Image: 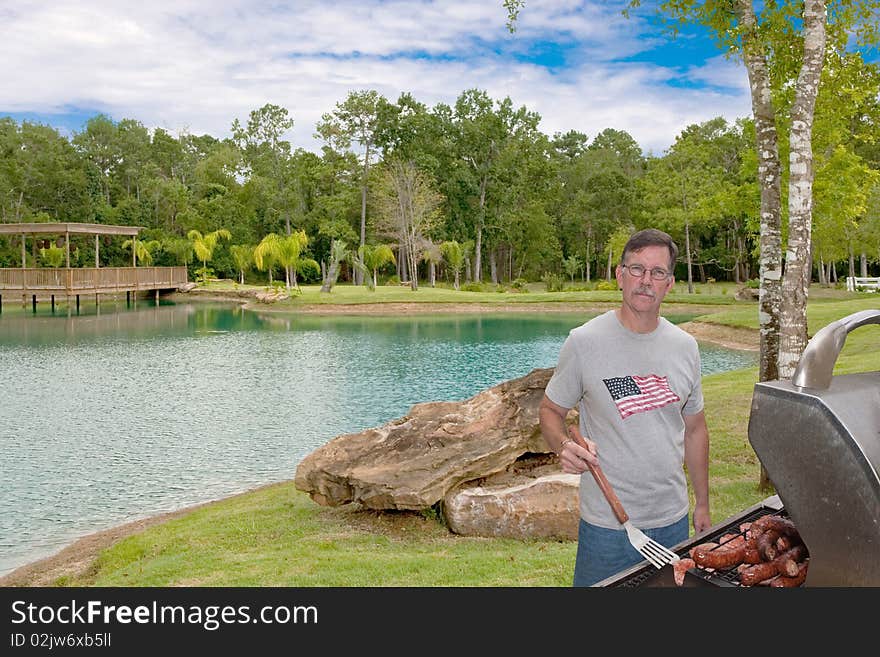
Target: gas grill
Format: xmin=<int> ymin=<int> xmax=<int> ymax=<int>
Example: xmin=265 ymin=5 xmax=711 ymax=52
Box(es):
xmin=597 ymin=309 xmax=880 ymax=588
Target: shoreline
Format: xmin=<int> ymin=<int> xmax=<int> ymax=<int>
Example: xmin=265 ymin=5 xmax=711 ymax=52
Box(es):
xmin=0 ymin=300 xmax=758 ymax=586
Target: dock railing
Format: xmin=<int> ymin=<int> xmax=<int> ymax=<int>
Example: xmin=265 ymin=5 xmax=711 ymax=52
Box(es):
xmin=0 ymin=266 xmax=188 ymax=295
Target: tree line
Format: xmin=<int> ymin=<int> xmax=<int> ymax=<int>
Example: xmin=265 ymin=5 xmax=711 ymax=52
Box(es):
xmin=1 ymin=84 xmax=878 ymax=291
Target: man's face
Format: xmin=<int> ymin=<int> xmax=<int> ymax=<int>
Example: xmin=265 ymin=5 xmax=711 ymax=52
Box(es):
xmin=615 ymin=245 xmax=675 ymax=314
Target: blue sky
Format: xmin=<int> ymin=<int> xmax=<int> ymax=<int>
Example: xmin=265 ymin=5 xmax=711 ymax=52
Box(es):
xmin=0 ymin=0 xmax=754 ymax=155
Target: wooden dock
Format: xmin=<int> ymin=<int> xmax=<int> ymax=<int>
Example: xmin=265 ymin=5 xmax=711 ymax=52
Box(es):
xmin=0 ymin=266 xmax=188 ymax=310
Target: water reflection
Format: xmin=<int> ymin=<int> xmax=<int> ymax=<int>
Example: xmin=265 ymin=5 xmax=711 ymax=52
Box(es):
xmin=0 ymin=303 xmax=756 ymax=575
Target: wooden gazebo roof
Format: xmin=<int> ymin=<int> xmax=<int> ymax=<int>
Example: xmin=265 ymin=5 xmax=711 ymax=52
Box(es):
xmin=0 ymin=222 xmax=143 ymax=236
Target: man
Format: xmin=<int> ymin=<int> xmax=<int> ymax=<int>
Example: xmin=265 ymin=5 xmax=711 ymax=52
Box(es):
xmin=540 ymin=228 xmax=711 ymax=586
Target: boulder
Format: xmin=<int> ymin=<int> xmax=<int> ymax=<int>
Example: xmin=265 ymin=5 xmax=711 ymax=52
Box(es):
xmin=294 ymin=367 xmax=556 ymax=510
xmin=178 ymin=282 xmax=198 ymax=292
xmin=256 ymin=289 xmax=290 ymax=303
xmin=443 ymin=456 xmax=580 ymax=540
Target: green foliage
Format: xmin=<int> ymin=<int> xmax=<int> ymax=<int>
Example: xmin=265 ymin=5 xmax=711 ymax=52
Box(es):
xmin=39 ymin=245 xmax=64 ymax=267
xmin=385 ymin=275 xmax=401 ymax=286
xmin=595 ymin=279 xmax=618 ymax=291
xmin=297 ymin=258 xmax=321 ymax=283
xmin=510 ymin=277 xmax=528 ymax=290
xmin=745 ymin=278 xmax=760 ymax=289
xmin=541 ymin=272 xmax=565 ymax=292
xmin=194 ymin=266 xmax=214 ymax=284
xmin=460 ymin=282 xmax=490 ymax=292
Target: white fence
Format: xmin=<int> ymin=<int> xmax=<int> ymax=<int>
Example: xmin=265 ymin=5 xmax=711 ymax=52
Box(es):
xmin=846 ymin=276 xmax=880 ymax=292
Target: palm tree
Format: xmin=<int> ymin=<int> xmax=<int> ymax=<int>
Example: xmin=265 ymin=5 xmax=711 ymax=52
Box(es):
xmin=122 ymin=238 xmax=162 ymax=266
xmin=421 ymin=241 xmax=442 ymax=288
xmin=359 ymin=243 xmax=396 ymax=290
xmin=39 ymin=245 xmax=65 ymax=268
xmin=253 ymin=231 xmax=309 ymax=293
xmin=253 ymin=235 xmax=279 ymax=285
xmin=163 ymin=236 xmax=193 ymax=267
xmin=440 ymin=240 xmax=465 ymax=290
xmin=187 ymin=229 xmax=231 ymax=282
xmin=230 ymin=245 xmax=254 ymax=285
xmin=320 ymin=239 xmax=349 ymax=293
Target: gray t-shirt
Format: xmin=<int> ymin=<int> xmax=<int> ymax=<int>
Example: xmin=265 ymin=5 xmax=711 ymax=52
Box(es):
xmin=544 ymin=310 xmax=703 ymax=530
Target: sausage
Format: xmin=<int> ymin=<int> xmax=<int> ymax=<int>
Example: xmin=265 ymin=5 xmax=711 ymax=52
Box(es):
xmin=689 ymin=542 xmax=719 ymax=560
xmin=770 ymin=560 xmax=808 ymax=587
xmin=737 ymin=544 xmax=808 ymax=586
xmin=743 ymin=547 xmax=763 ymax=564
xmin=775 ymin=534 xmax=793 ymax=552
xmin=693 ymin=535 xmax=747 ymax=569
xmin=673 ymin=557 xmax=696 ymax=586
xmin=739 ymin=560 xmax=779 ymax=586
xmin=758 ymin=515 xmax=801 ymax=540
xmin=775 ymin=544 xmax=807 ymax=577
xmin=757 ymin=529 xmax=781 ymax=561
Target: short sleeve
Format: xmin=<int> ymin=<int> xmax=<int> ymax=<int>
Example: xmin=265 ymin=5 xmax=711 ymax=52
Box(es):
xmin=544 ymin=332 xmax=585 ymax=410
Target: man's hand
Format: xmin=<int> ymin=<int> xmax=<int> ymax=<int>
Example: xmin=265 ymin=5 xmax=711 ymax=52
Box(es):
xmin=560 ymin=425 xmax=599 ymax=474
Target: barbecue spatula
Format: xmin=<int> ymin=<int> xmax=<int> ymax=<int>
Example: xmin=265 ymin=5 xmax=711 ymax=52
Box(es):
xmin=567 ymin=426 xmax=680 ymax=569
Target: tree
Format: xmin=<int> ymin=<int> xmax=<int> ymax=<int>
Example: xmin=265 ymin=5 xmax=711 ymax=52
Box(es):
xmin=253 ymin=235 xmax=279 ymax=285
xmin=232 ymin=104 xmax=295 ymax=235
xmin=359 ymin=243 xmax=396 ymax=290
xmin=253 ymin=230 xmax=309 ymax=293
xmin=163 ymin=236 xmax=194 ymax=267
xmin=316 ymin=90 xmax=388 ymax=284
xmin=320 ymin=239 xmax=349 ymax=293
xmin=563 ymin=254 xmax=582 ymax=284
xmin=374 ymin=159 xmax=442 ymax=291
xmin=39 ymin=245 xmax=64 ymax=268
xmin=72 ymin=114 xmax=120 ymax=205
xmin=447 ymin=90 xmax=541 ymax=283
xmin=422 ymin=241 xmax=442 ymax=288
xmin=122 ymin=238 xmax=161 ymax=266
xmin=440 ymin=240 xmax=465 ymax=290
xmin=187 ymin=228 xmax=231 ymax=282
xmin=617 ymin=1 xmax=880 ymax=385
xmin=230 ymin=244 xmax=254 ymax=285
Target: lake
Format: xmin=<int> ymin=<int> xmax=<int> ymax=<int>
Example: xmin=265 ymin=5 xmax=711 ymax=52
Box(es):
xmin=0 ymin=301 xmax=757 ymax=575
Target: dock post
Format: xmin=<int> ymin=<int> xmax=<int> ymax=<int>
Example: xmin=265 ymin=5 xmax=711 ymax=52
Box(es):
xmin=76 ymin=295 xmax=80 ymax=313
xmin=32 ymin=294 xmax=37 ymax=313
xmin=51 ymin=295 xmax=55 ymax=312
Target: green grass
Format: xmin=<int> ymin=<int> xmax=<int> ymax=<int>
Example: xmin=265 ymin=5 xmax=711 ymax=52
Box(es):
xmin=196 ymin=279 xmax=745 ymax=308
xmin=30 ymin=285 xmax=880 ymax=586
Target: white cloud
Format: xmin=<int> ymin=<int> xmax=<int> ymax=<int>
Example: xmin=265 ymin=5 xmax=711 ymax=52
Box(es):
xmin=0 ymin=0 xmax=752 ymax=154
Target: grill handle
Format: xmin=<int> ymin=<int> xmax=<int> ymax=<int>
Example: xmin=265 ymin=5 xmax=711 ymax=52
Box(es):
xmin=792 ymin=308 xmax=880 ymax=389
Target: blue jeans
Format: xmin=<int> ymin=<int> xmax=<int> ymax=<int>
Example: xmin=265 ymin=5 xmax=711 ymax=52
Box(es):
xmin=572 ymin=515 xmax=689 ymax=587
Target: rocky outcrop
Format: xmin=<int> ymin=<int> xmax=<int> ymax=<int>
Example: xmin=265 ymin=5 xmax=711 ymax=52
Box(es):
xmin=294 ymin=367 xmax=556 ymax=511
xmin=255 ymin=289 xmax=290 ymax=303
xmin=443 ymin=457 xmax=580 ymax=540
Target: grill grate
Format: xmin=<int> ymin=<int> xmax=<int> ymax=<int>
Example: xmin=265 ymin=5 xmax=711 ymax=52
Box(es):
xmin=607 ymin=507 xmax=791 ymax=588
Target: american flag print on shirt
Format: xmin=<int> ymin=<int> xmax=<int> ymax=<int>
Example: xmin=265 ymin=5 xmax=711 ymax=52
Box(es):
xmin=602 ymin=374 xmax=681 ymax=420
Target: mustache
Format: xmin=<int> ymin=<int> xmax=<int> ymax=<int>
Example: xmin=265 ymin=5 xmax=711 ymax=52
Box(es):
xmin=635 ymin=286 xmax=656 ymax=298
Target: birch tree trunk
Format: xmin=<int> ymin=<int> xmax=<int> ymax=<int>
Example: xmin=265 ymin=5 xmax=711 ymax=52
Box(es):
xmin=778 ymin=0 xmax=827 ymax=380
xmin=739 ymin=0 xmax=782 ymax=387
xmin=684 ymin=220 xmax=694 ymax=294
xmin=474 ymin=177 xmax=487 ymax=283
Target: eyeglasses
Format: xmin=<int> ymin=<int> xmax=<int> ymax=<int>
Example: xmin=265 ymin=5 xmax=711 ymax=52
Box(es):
xmin=622 ymin=263 xmax=671 ymax=281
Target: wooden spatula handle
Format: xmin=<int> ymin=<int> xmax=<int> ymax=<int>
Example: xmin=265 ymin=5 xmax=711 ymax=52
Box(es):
xmin=568 ymin=426 xmax=629 ymax=524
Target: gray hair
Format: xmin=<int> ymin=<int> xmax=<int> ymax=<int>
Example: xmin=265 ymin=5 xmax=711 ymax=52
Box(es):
xmin=621 ymin=228 xmax=678 ymax=271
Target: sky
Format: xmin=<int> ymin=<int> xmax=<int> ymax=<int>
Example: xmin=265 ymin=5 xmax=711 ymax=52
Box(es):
xmin=0 ymin=0 xmax=756 ymax=156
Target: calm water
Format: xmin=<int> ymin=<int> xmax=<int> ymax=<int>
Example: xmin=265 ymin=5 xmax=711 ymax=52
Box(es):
xmin=0 ymin=302 xmax=757 ymax=575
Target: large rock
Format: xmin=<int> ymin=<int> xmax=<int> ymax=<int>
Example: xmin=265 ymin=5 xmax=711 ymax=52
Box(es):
xmin=443 ymin=456 xmax=580 ymax=540
xmin=294 ymin=367 xmax=555 ymax=510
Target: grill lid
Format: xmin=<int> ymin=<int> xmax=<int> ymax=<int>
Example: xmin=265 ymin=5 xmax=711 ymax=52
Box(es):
xmin=748 ymin=309 xmax=880 ymax=586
